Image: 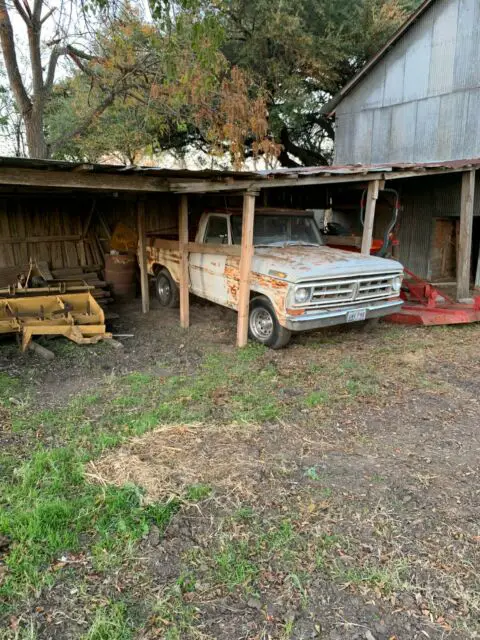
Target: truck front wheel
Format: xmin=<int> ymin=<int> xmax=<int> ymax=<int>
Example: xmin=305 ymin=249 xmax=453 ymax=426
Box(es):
xmin=155 ymin=268 xmax=180 ymax=308
xmin=248 ymin=297 xmax=291 ymax=349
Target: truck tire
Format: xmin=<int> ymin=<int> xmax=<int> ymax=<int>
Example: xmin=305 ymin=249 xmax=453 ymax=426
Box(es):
xmin=155 ymin=268 xmax=180 ymax=308
xmin=248 ymin=297 xmax=292 ymax=349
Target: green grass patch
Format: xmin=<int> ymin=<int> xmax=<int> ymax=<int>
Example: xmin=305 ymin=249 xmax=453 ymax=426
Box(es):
xmin=0 ymin=446 xmax=180 ymax=603
xmin=82 ymin=602 xmax=132 ymax=640
xmin=305 ymin=391 xmax=329 ymax=407
xmin=214 ymin=539 xmax=260 ymax=591
xmin=150 ymin=581 xmax=199 ymax=640
xmin=0 ymin=372 xmax=21 ymax=406
xmin=185 ymin=484 xmax=212 ymax=501
xmin=203 ymin=514 xmax=303 ymax=595
xmin=0 ymin=340 xmax=382 ymax=628
xmin=334 ymin=561 xmax=408 ymax=595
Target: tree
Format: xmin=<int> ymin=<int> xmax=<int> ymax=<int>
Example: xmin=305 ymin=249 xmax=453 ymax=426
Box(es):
xmin=47 ymin=8 xmax=277 ymax=167
xmin=0 ymin=72 xmax=26 ymax=156
xmin=0 ymin=0 xmax=275 ymax=165
xmin=0 ymin=0 xmax=81 ymax=157
xmin=151 ymin=0 xmax=423 ymax=166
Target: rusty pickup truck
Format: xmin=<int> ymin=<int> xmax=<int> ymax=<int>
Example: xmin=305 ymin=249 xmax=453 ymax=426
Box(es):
xmin=146 ymin=209 xmax=403 ymax=348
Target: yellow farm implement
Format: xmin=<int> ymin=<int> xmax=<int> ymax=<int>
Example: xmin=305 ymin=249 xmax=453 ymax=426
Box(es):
xmin=0 ymin=292 xmax=111 ymax=351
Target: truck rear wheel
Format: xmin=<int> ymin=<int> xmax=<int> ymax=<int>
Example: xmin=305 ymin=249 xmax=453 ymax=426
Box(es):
xmin=155 ymin=268 xmax=180 ymax=308
xmin=248 ymin=297 xmax=291 ymax=349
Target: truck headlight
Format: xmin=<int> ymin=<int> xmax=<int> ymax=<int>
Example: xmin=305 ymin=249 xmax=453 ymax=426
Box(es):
xmin=392 ymin=275 xmax=402 ymax=292
xmin=294 ymin=287 xmax=312 ymax=304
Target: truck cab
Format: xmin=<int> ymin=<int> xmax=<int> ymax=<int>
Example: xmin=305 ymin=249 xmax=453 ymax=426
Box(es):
xmin=147 ymin=209 xmax=403 ymax=348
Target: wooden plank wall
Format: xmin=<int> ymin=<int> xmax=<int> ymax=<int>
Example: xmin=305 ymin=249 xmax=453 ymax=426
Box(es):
xmin=0 ymin=197 xmax=102 ymax=269
xmin=0 ymin=194 xmax=178 ymax=271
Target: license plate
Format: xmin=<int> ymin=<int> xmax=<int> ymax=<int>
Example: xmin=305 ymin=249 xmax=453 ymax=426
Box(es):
xmin=346 ymin=309 xmax=367 ymax=322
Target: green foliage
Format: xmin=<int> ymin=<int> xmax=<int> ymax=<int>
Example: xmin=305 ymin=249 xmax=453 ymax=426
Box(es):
xmin=47 ymin=4 xmax=271 ymax=166
xmin=44 ymin=0 xmax=423 ymax=165
xmin=150 ymin=0 xmax=423 ymax=165
xmin=305 ymin=390 xmax=329 ymax=407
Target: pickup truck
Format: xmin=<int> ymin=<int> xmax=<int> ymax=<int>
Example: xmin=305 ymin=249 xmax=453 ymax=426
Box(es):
xmin=146 ymin=209 xmax=403 ymax=348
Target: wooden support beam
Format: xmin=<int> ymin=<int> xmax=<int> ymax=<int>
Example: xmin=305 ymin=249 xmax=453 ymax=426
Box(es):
xmin=0 ymin=234 xmax=82 ymax=244
xmin=186 ymin=242 xmax=241 ymax=256
xmin=457 ymin=170 xmax=476 ymax=300
xmin=179 ymin=195 xmax=190 ymax=329
xmin=151 ymin=239 xmax=241 ymax=256
xmin=361 ymin=180 xmax=380 ymax=255
xmin=475 ymin=246 xmax=480 ymax=290
xmin=0 ymin=167 xmax=169 ymax=192
xmin=171 ymin=172 xmax=387 ymax=194
xmin=236 ymin=192 xmax=257 ymax=348
xmin=137 ymin=200 xmax=149 ymax=314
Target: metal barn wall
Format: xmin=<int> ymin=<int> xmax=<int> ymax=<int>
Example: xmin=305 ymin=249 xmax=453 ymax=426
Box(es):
xmin=335 ymin=0 xmax=480 ymax=164
xmin=396 ymin=173 xmax=480 ymax=278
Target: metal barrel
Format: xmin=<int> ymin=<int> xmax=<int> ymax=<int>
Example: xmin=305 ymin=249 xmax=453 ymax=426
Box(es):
xmin=104 ymin=254 xmax=137 ymax=300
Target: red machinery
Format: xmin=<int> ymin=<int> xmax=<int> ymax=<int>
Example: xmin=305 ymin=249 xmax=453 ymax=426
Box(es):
xmin=325 ymin=188 xmax=480 ymax=326
xmin=386 ymin=268 xmax=480 ymax=325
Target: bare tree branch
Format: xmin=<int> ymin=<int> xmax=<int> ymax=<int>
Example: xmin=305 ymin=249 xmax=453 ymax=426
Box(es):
xmin=44 ymin=45 xmax=65 ymax=92
xmin=0 ymin=0 xmax=31 ymax=115
xmin=11 ymin=0 xmax=30 ymax=25
xmin=32 ymin=0 xmax=42 ymax=22
xmin=27 ymin=4 xmax=45 ymax=99
xmin=21 ymin=0 xmax=32 ymax=19
xmin=45 ymin=42 xmax=96 ymax=95
xmin=40 ymin=6 xmax=55 ymax=24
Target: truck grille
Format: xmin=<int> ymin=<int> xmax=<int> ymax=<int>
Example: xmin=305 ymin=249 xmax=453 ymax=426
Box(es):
xmin=300 ymin=273 xmax=400 ymax=308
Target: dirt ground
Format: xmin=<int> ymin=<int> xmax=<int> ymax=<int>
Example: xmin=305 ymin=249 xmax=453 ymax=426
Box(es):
xmin=1 ymin=295 xmax=479 ymax=640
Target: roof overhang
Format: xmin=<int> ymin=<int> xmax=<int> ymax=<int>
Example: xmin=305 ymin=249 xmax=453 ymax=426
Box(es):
xmin=0 ymin=155 xmax=478 ymax=195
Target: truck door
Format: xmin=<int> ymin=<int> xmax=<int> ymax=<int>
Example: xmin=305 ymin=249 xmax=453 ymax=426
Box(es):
xmin=189 ymin=215 xmax=231 ymax=305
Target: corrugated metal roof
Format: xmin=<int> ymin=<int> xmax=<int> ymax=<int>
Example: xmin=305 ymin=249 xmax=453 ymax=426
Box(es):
xmin=1 ymin=154 xmax=479 ymax=190
xmin=323 ymin=0 xmax=438 ymax=115
xmin=0 ymin=156 xmax=255 ymax=179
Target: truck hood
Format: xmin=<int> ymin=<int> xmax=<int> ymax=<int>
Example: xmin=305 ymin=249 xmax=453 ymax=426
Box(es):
xmin=252 ymin=245 xmax=402 ymax=283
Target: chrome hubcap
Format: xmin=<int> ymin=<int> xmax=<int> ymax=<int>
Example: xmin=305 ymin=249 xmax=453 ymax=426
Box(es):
xmin=158 ymin=277 xmax=171 ymax=304
xmin=250 ymin=307 xmax=274 ymax=341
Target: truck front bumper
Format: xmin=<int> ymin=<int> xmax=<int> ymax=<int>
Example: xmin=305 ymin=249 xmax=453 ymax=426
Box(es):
xmin=283 ymin=299 xmax=403 ymax=332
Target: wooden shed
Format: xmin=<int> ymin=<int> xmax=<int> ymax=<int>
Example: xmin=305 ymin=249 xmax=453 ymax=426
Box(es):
xmin=0 ymin=156 xmax=478 ymax=347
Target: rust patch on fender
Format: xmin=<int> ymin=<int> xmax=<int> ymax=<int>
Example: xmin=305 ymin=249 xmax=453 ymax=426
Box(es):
xmin=224 ymin=264 xmax=240 ymax=303
xmin=286 ymin=308 xmax=305 ymax=316
xmin=224 ymin=262 xmax=289 ymax=312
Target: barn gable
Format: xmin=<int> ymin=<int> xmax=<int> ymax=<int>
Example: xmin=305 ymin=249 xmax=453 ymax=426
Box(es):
xmin=334 ymin=0 xmax=480 ymax=164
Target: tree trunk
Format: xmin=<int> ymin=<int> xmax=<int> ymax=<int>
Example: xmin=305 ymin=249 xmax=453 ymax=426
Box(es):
xmin=24 ymin=106 xmax=48 ymax=158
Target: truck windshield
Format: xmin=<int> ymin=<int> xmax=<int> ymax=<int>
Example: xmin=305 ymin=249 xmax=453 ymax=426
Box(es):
xmin=231 ymin=215 xmax=322 ymax=246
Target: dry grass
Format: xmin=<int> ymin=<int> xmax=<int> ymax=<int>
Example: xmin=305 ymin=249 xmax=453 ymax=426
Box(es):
xmin=88 ymin=422 xmax=263 ymax=503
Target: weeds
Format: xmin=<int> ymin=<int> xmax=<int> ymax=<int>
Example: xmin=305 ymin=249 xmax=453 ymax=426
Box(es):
xmin=82 ymin=602 xmax=131 ymax=640
xmin=1 ymin=321 xmax=479 ymax=638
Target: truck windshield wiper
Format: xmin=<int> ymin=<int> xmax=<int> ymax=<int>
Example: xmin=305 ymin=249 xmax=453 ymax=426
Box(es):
xmin=284 ymin=241 xmax=320 ymax=247
xmin=255 ymin=241 xmax=320 ymax=248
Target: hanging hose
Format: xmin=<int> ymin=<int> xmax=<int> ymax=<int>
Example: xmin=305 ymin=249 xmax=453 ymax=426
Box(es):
xmin=359 ymin=188 xmax=400 ymax=257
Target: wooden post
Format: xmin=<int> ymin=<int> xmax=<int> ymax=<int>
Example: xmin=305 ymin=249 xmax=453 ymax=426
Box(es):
xmin=236 ymin=191 xmax=257 ymax=347
xmin=179 ymin=194 xmax=190 ymax=328
xmin=457 ymin=170 xmax=476 ymax=300
xmin=361 ymin=180 xmax=380 ymax=255
xmin=475 ymin=249 xmax=480 ymax=290
xmin=137 ymin=200 xmax=149 ymax=314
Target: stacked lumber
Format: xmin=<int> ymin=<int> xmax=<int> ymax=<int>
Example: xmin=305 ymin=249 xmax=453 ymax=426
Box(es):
xmin=0 ymin=263 xmax=113 ymax=310
xmin=50 ymin=266 xmax=113 ymax=307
